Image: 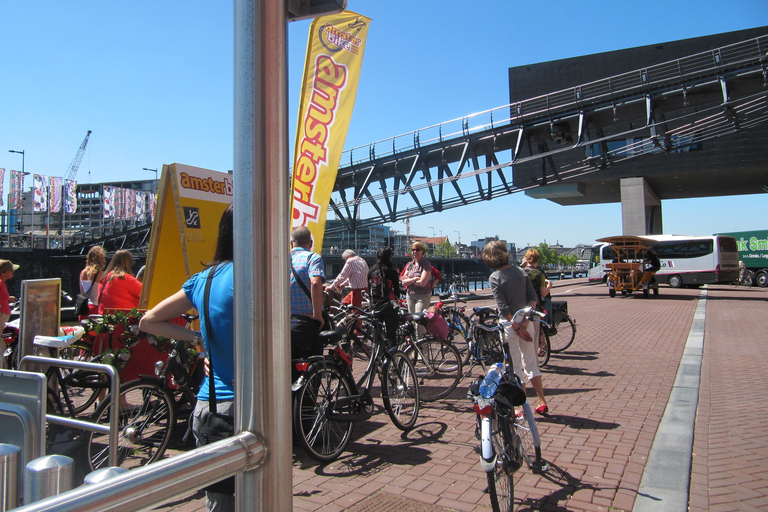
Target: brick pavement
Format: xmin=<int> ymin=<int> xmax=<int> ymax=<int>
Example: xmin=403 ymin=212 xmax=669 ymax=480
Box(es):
xmin=689 ymin=286 xmax=768 ymax=512
xmin=153 ymin=281 xmax=767 ymax=511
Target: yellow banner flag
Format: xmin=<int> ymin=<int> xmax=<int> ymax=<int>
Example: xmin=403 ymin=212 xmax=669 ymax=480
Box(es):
xmin=290 ymin=11 xmax=371 ymax=252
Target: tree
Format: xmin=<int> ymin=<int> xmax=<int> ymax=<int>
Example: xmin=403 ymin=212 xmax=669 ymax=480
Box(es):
xmin=434 ymin=239 xmax=458 ymax=258
xmin=535 ymin=243 xmax=559 ymax=269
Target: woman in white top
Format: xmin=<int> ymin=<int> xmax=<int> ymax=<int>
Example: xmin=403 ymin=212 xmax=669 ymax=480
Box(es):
xmin=79 ymin=246 xmax=107 ymax=314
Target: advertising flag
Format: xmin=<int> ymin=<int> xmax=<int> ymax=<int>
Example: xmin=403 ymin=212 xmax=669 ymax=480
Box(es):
xmin=33 ymin=174 xmax=48 ymax=212
xmin=0 ymin=168 xmax=4 ymax=207
xmin=65 ymin=180 xmax=77 ymax=214
xmin=10 ymin=171 xmax=23 ymax=210
xmin=103 ymin=185 xmax=115 ymax=219
xmin=290 ymin=11 xmax=371 ymax=251
xmin=50 ymin=177 xmax=63 ymax=213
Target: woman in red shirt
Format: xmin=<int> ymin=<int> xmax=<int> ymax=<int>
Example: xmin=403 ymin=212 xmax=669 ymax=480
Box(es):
xmin=98 ymin=250 xmax=142 ymax=313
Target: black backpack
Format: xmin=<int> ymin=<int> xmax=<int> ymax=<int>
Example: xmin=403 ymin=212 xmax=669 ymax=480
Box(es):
xmin=524 ymin=266 xmax=546 ymax=306
xmin=369 ymin=266 xmax=390 ymax=305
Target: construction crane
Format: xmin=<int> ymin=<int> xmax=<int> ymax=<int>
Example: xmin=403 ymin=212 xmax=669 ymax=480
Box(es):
xmin=65 ymin=130 xmax=92 ymax=182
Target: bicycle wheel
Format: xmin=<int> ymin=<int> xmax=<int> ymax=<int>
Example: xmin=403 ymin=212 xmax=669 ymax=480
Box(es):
xmin=293 ymin=364 xmax=355 ymax=463
xmin=475 ymin=326 xmax=505 ymax=366
xmin=381 ymin=350 xmax=420 ymax=431
xmin=407 ymin=338 xmax=462 ymax=402
xmin=88 ymin=380 xmax=175 ymax=471
xmin=537 ymin=327 xmax=550 ymax=367
xmin=487 ymin=415 xmax=515 ymax=512
xmin=514 ymin=404 xmax=544 ymax=472
xmin=58 ymin=342 xmax=102 ymax=414
xmin=446 ymin=311 xmax=471 ymax=365
xmin=548 ymin=315 xmax=576 ymax=353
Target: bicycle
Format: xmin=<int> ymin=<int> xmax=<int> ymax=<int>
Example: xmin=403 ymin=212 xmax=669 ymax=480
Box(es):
xmin=436 ymin=284 xmax=473 ymax=365
xmin=292 ymin=305 xmax=420 ymax=462
xmin=545 ymin=300 xmax=577 ymax=353
xmin=86 ymin=323 xmax=203 ymax=471
xmin=469 ymin=306 xmax=551 ymax=370
xmin=469 ymin=308 xmax=548 ymax=512
xmin=396 ymin=309 xmax=462 ymax=402
xmin=731 ymin=269 xmax=755 ymax=287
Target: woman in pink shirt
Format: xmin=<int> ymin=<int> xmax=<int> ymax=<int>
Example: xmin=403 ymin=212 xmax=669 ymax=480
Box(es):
xmin=98 ymin=250 xmax=142 ymax=313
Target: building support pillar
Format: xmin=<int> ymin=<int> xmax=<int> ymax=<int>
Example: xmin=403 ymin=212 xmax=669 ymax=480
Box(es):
xmin=620 ymin=177 xmax=663 ymax=235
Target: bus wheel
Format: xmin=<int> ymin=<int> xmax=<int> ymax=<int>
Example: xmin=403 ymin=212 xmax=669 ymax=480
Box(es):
xmin=668 ymin=275 xmax=683 ymax=288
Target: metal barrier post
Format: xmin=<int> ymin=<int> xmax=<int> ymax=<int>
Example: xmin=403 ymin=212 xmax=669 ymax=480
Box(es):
xmin=83 ymin=467 xmax=128 ymax=485
xmin=0 ymin=444 xmax=20 ymax=511
xmin=23 ymin=455 xmax=73 ymax=504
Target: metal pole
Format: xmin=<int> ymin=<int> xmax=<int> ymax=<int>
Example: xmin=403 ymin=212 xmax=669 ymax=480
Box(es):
xmin=0 ymin=444 xmax=20 ymax=511
xmin=234 ymin=1 xmax=290 ymax=511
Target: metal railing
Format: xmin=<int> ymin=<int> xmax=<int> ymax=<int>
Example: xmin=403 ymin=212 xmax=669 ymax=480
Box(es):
xmin=19 ymin=356 xmax=120 ymax=469
xmin=12 ymin=432 xmax=266 ymax=512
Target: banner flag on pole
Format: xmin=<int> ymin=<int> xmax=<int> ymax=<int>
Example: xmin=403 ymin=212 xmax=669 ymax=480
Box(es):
xmin=65 ymin=180 xmax=77 ymax=214
xmin=10 ymin=171 xmax=22 ymax=210
xmin=103 ymin=185 xmax=114 ymax=219
xmin=289 ymin=10 xmax=371 ymax=252
xmin=33 ymin=174 xmax=48 ymax=212
xmin=0 ymin=168 xmax=4 ymax=207
xmin=50 ymin=177 xmax=63 ymax=213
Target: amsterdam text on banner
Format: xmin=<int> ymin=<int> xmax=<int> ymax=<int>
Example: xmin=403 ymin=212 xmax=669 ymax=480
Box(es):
xmin=290 ymin=10 xmax=371 ymax=252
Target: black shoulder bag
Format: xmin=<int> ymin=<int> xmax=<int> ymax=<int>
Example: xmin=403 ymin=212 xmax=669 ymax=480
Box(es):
xmin=195 ymin=264 xmax=235 ymax=495
xmin=75 ymin=280 xmax=94 ymax=316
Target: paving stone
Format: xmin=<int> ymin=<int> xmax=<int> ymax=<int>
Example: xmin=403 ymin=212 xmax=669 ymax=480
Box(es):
xmin=151 ymin=282 xmax=767 ymax=511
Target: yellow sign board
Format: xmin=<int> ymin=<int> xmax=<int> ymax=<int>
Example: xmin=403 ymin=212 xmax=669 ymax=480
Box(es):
xmin=140 ymin=163 xmax=233 ymax=309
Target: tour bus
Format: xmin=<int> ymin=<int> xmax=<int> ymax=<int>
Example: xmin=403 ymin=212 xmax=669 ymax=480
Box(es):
xmin=588 ymin=234 xmax=739 ymax=287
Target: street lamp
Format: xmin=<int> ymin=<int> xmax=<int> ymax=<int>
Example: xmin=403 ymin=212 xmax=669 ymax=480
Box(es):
xmin=8 ymin=149 xmax=25 ymax=174
xmin=143 ymin=168 xmax=158 ymax=192
xmin=427 ymin=226 xmax=435 ymax=237
xmin=454 ymin=230 xmax=461 ymax=244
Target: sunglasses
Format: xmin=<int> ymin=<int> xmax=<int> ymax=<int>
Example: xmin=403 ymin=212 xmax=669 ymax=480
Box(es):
xmin=412 ymin=248 xmax=423 ymax=252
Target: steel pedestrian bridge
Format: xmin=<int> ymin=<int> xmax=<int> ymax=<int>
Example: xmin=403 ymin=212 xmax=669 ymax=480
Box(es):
xmin=327 ymin=33 xmax=768 ymax=233
xmin=60 ymin=32 xmax=768 ymax=253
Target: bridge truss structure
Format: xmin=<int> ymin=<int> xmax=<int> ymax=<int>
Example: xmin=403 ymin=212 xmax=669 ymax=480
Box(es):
xmin=327 ymin=34 xmax=768 ymax=233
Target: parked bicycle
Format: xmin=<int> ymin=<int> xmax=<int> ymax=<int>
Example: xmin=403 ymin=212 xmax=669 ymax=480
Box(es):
xmin=470 ymin=306 xmax=551 ymax=369
xmin=396 ymin=309 xmax=462 ymax=402
xmin=292 ymin=305 xmax=420 ymax=462
xmin=545 ymin=300 xmax=577 ymax=353
xmin=469 ymin=307 xmax=548 ymax=512
xmin=436 ymin=284 xmax=473 ymax=365
xmin=87 ymin=320 xmax=203 ymax=471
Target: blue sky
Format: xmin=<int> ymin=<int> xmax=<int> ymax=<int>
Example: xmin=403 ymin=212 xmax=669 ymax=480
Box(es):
xmin=1 ymin=1 xmax=766 ymax=247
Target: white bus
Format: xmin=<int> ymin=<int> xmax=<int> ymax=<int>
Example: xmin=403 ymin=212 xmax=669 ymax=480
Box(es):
xmin=588 ymin=234 xmax=739 ymax=287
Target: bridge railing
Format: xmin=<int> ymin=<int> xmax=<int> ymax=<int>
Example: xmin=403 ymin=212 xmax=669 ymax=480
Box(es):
xmin=340 ymin=34 xmax=768 ymax=168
